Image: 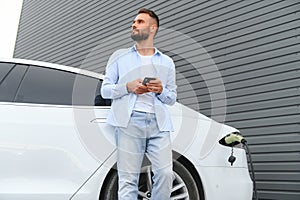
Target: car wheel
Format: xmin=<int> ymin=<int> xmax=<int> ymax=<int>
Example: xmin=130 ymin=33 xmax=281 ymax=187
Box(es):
xmin=100 ymin=159 xmax=202 ymax=200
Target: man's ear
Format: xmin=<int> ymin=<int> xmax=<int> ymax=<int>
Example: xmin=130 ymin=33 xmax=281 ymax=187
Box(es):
xmin=151 ymin=24 xmax=158 ymax=34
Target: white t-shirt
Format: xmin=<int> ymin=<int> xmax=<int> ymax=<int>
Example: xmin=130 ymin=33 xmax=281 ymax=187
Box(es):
xmin=133 ymin=54 xmax=155 ymax=113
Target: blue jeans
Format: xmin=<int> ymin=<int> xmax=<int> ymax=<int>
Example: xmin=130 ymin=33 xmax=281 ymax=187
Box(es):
xmin=115 ymin=111 xmax=173 ymax=200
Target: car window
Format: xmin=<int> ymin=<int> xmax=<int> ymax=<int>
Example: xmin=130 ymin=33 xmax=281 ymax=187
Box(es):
xmin=0 ymin=63 xmax=28 ymax=102
xmin=15 ymin=65 xmax=111 ymax=106
xmin=71 ymin=74 xmax=111 ymax=106
xmin=94 ymin=80 xmax=112 ymax=106
xmin=0 ymin=62 xmax=14 ymax=82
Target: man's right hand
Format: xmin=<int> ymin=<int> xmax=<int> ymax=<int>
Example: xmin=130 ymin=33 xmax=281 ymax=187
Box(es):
xmin=126 ymin=79 xmax=148 ymax=94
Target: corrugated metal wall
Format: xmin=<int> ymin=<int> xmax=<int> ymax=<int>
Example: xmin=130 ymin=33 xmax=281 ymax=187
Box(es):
xmin=14 ymin=0 xmax=300 ymax=199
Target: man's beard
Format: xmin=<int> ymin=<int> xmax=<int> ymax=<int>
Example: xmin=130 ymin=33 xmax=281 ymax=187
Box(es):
xmin=131 ymin=29 xmax=150 ymax=41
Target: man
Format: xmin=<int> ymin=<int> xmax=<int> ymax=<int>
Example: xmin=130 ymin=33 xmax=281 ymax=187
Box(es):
xmin=101 ymin=8 xmax=177 ymax=200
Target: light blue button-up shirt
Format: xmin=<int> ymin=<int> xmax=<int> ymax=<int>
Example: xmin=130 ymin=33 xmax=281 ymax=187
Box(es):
xmin=101 ymin=45 xmax=177 ymax=131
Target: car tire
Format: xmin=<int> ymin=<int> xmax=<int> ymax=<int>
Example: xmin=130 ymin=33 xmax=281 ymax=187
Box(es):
xmin=100 ymin=159 xmax=202 ymax=200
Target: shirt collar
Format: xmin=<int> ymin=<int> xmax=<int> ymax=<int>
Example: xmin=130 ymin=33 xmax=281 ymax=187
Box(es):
xmin=131 ymin=44 xmax=162 ymax=56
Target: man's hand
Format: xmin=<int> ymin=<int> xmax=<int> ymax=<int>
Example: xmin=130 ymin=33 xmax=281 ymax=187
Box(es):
xmin=146 ymin=78 xmax=163 ymax=94
xmin=126 ymin=79 xmax=148 ymax=94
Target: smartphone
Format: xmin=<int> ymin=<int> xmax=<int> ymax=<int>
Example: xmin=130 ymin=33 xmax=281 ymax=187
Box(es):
xmin=142 ymin=77 xmax=156 ymax=86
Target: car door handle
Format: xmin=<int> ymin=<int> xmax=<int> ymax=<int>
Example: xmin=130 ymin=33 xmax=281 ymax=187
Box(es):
xmin=91 ymin=118 xmax=106 ymax=123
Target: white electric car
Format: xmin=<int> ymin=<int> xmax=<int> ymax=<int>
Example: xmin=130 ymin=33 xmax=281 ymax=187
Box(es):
xmin=0 ymin=58 xmax=253 ymax=200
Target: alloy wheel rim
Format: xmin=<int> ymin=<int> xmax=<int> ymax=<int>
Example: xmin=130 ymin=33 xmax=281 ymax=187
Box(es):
xmin=138 ymin=165 xmax=189 ymax=200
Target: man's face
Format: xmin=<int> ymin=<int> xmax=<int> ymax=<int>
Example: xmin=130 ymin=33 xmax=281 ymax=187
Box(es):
xmin=131 ymin=13 xmax=152 ymax=41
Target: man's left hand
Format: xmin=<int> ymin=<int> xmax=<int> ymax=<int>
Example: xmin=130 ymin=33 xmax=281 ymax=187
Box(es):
xmin=146 ymin=78 xmax=163 ymax=94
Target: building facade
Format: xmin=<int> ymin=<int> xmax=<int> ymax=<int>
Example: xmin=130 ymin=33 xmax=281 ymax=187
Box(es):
xmin=14 ymin=0 xmax=300 ymax=199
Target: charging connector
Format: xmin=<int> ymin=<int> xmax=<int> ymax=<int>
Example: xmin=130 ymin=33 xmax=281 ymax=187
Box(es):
xmin=225 ymin=133 xmax=247 ymax=145
xmin=219 ymin=132 xmax=246 ymax=147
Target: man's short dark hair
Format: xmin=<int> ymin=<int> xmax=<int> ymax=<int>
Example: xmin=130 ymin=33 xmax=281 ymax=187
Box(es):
xmin=138 ymin=8 xmax=159 ymax=28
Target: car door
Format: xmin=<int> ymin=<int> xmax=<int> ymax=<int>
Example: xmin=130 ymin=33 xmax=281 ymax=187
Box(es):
xmin=0 ymin=62 xmax=115 ymax=200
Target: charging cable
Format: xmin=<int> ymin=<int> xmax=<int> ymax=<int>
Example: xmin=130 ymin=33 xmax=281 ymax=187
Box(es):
xmin=219 ymin=132 xmax=258 ymax=200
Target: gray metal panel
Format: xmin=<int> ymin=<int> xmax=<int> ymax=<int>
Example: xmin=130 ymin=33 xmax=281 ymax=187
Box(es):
xmin=14 ymin=0 xmax=300 ymax=199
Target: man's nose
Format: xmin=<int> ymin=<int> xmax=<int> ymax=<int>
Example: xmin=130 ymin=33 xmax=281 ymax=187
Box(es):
xmin=132 ymin=23 xmax=136 ymax=29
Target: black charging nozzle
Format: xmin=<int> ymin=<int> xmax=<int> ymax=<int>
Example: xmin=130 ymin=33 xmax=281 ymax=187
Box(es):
xmin=219 ymin=132 xmax=247 ymax=166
